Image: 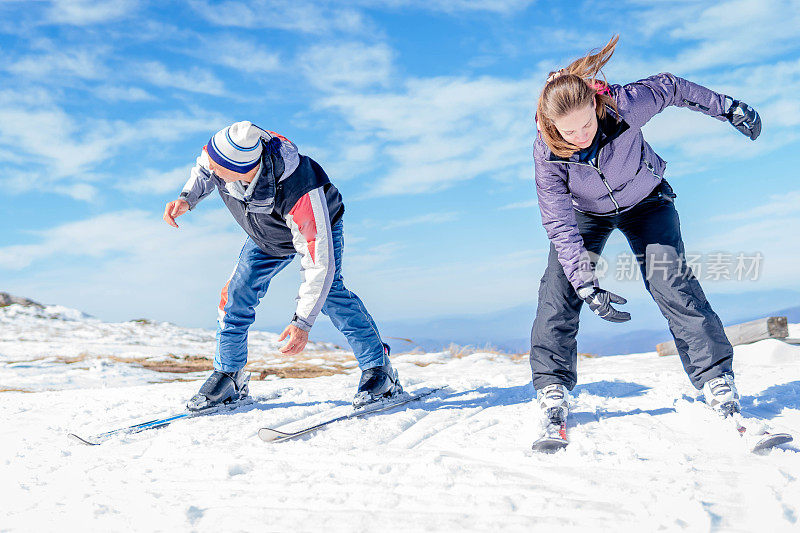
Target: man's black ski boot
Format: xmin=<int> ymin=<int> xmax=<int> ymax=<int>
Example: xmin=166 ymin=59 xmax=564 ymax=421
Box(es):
xmin=352 ymin=343 xmax=403 ymax=408
xmin=187 ymin=369 xmax=250 ymax=411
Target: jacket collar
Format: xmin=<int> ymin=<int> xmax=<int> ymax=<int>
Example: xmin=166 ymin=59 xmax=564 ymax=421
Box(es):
xmin=244 ymin=139 xmax=284 ymax=202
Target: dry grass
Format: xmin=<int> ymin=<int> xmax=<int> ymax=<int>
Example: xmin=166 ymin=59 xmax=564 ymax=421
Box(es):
xmin=442 ymin=343 xmax=596 ymax=361
xmin=2 ymin=352 xmax=356 ymax=382
xmin=444 ymin=343 xmax=529 ymax=361
xmin=5 ymin=354 xmax=94 ymax=365
xmin=2 ymin=344 xmax=597 ymax=389
xmin=253 ymin=364 xmax=350 ymax=380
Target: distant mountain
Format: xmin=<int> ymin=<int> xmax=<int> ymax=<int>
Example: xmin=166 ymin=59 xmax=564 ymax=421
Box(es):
xmin=307 ymin=289 xmax=800 ymax=356
xmin=0 ymin=292 xmax=44 ymax=309
xmin=747 ymin=305 xmax=800 ymax=324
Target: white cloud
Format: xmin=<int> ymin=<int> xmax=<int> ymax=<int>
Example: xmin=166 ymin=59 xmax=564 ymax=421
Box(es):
xmin=0 ymin=210 xmax=154 ymax=269
xmin=687 ymin=213 xmax=800 ymax=289
xmin=380 ymin=212 xmax=461 ymax=229
xmin=51 ymin=182 xmax=99 ymax=202
xmin=45 ymin=0 xmax=139 ymax=25
xmin=0 ymin=95 xmax=222 ymax=198
xmin=499 ymin=198 xmax=537 ymax=210
xmin=634 ymin=58 xmax=800 ymax=163
xmin=642 ymin=109 xmax=762 ymax=158
xmin=117 ymin=164 xmax=194 ymax=195
xmin=0 ymin=87 xmax=55 ymax=108
xmin=137 ymin=61 xmax=226 ymax=96
xmin=354 ymin=0 xmax=535 ymax=14
xmin=0 ymin=208 xmax=239 ymax=270
xmin=706 ymin=57 xmax=800 ymax=131
xmin=188 ymin=0 xmax=371 ymax=35
xmin=201 ymin=37 xmax=282 ymax=74
xmin=672 ymin=1 xmax=800 ymax=70
xmin=679 ymin=188 xmax=800 ymax=290
xmin=582 ymin=4 xmax=800 ymax=167
xmin=630 ymin=0 xmax=800 ymax=74
xmin=420 ymin=0 xmax=535 ymax=12
xmin=300 ymin=42 xmax=394 ymax=90
xmin=189 ymin=0 xmax=533 ymax=38
xmin=712 ymin=190 xmax=800 ymax=222
xmin=5 ymin=45 xmax=109 ymax=80
xmin=345 ymin=242 xmax=406 ymax=272
xmin=0 ymin=207 xmax=270 ymax=325
xmin=315 ymin=74 xmax=540 ymax=197
xmin=94 ymin=86 xmax=154 ymax=102
xmin=0 ymin=106 xmax=115 ymax=177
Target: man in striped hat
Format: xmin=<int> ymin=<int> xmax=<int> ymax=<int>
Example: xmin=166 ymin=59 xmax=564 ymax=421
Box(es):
xmin=164 ymin=121 xmax=402 ymax=410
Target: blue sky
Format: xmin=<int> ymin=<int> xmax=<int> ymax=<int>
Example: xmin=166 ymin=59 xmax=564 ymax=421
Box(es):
xmin=1 ymin=0 xmax=799 ymax=335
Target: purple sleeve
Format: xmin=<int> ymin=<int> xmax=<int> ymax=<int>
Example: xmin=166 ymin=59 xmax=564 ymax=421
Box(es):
xmin=611 ymin=73 xmax=729 ymax=129
xmin=534 ymin=139 xmax=597 ymax=292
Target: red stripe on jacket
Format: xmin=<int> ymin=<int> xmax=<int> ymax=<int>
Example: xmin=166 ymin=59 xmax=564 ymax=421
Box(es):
xmin=219 ymin=281 xmax=230 ymax=312
xmin=289 ymin=194 xmax=318 ymax=263
xmin=266 ymin=130 xmax=291 ymax=143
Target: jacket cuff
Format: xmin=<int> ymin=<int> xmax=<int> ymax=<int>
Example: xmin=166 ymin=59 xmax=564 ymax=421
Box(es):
xmin=179 ymin=192 xmax=197 ymax=211
xmin=723 ymin=96 xmax=734 ymax=116
xmin=290 ymin=314 xmax=313 ymax=332
xmin=576 ymin=283 xmax=597 ymax=299
xmin=575 ymin=279 xmax=599 ymax=295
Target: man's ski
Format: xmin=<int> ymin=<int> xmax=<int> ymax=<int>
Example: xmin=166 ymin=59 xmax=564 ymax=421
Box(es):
xmin=69 ymin=394 xmax=275 ymax=446
xmin=258 ymin=387 xmax=443 ymax=443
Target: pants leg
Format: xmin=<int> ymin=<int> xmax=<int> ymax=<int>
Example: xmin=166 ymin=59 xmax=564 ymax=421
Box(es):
xmin=617 ymin=197 xmax=733 ymax=389
xmin=215 ymin=238 xmax=294 ymax=372
xmin=321 ymin=221 xmax=387 ymax=370
xmin=530 ymin=213 xmax=615 ymax=391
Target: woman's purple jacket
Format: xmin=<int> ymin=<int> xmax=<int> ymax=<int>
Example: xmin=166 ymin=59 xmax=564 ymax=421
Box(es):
xmin=533 ymin=73 xmax=729 ymax=293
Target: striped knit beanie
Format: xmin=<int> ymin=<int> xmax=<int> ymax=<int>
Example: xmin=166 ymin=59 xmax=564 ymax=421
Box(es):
xmin=206 ymin=121 xmax=262 ymax=173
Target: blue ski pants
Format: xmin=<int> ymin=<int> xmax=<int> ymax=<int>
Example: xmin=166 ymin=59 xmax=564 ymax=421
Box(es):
xmin=214 ymin=221 xmax=387 ymax=372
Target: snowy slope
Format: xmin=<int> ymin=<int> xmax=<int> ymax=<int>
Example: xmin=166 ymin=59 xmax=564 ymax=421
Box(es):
xmin=2 ymin=307 xmax=799 ymax=532
xmin=0 ymin=303 xmax=347 ymax=392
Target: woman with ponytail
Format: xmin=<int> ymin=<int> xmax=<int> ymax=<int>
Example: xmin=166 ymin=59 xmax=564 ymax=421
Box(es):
xmin=529 ymin=36 xmax=762 ymax=450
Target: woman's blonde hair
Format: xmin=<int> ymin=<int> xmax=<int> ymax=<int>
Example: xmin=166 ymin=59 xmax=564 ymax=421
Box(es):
xmin=536 ymin=35 xmax=619 ymax=158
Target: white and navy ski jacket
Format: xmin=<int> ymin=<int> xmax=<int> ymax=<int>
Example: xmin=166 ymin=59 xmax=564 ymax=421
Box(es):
xmin=179 ymin=128 xmax=345 ymax=332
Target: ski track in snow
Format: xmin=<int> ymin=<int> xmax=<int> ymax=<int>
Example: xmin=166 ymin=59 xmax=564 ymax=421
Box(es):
xmin=2 ymin=308 xmax=800 ymax=532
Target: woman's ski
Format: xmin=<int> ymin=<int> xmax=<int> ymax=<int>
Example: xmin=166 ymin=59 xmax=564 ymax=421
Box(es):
xmin=531 ymin=420 xmax=569 ymax=453
xmin=727 ymin=411 xmax=793 ymax=454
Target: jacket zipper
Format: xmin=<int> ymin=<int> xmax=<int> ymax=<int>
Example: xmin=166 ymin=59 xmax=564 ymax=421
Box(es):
xmin=641 ymin=155 xmax=664 ymax=181
xmin=558 ymin=158 xmax=621 ymax=214
xmin=682 ymin=99 xmax=710 ymax=112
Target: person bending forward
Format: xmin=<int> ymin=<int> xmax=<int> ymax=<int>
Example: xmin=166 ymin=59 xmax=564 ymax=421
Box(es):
xmin=530 ymin=36 xmax=761 ymax=436
xmin=164 ymin=121 xmax=402 ymax=410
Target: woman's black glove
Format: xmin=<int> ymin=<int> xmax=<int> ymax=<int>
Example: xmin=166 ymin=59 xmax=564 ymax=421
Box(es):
xmin=577 ymin=285 xmax=631 ymax=323
xmin=724 ymin=97 xmax=761 ymax=140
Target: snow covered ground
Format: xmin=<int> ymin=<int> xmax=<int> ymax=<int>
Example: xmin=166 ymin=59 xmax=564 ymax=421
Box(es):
xmin=0 ymin=303 xmax=349 ymax=392
xmin=2 ymin=305 xmax=799 ymax=532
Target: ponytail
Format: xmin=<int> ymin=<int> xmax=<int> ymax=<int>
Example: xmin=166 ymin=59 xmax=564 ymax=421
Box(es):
xmin=537 ymin=35 xmax=620 ymax=158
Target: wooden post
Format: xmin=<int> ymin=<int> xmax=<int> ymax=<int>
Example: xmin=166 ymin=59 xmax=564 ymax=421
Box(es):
xmin=657 ymin=316 xmax=790 ymax=356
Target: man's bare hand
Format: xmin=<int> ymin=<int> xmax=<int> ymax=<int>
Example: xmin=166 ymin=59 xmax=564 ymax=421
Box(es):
xmin=278 ymin=324 xmax=309 ymax=355
xmin=163 ymin=199 xmax=189 ymax=228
